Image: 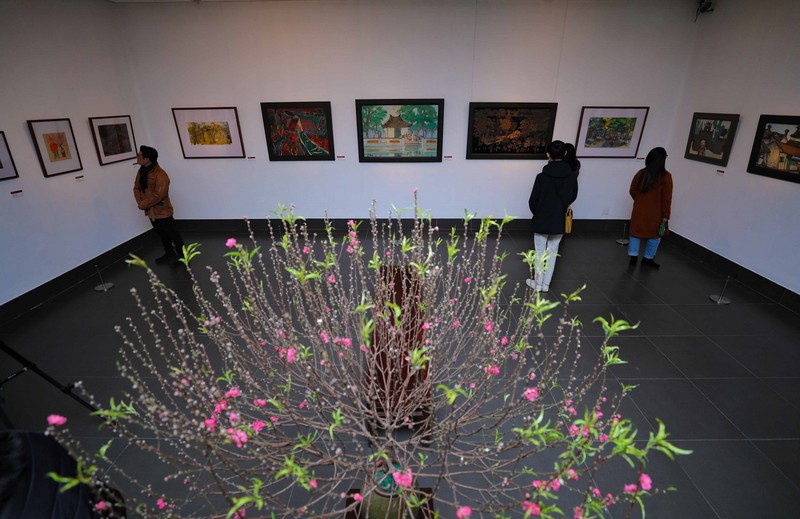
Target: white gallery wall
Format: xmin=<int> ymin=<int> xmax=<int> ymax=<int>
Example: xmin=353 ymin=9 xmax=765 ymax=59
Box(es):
xmin=0 ymin=0 xmax=798 ymax=305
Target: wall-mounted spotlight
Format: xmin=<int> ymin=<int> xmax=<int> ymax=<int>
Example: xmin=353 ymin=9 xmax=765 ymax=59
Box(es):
xmin=695 ymin=1 xmax=715 ymax=22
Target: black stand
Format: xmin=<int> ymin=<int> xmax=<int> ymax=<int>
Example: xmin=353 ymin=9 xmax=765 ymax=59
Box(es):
xmin=0 ymin=339 xmax=98 ymax=427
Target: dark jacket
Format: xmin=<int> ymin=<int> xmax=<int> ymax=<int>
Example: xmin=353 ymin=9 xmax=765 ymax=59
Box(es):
xmin=528 ymin=160 xmax=579 ymax=234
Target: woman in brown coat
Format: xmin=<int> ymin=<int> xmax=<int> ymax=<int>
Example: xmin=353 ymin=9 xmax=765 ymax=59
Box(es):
xmin=628 ymin=147 xmax=672 ymax=269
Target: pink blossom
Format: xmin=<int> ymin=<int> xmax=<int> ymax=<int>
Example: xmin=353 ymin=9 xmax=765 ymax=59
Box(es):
xmin=469 ymin=382 xmax=476 ymax=389
xmin=309 ymin=479 xmax=318 ymax=489
xmin=392 ymin=468 xmax=413 ymax=488
xmin=550 ymin=479 xmax=561 ymax=491
xmin=299 ymin=400 xmax=308 ymax=409
xmin=484 ymin=364 xmax=500 ymax=376
xmin=225 ymin=387 xmax=241 ymax=398
xmin=592 ymin=487 xmax=602 ymax=498
xmin=623 ymin=484 xmax=637 ymax=493
xmin=320 ymin=331 xmax=329 ymax=344
xmin=225 ymin=238 xmax=237 ymax=248
xmin=532 ymin=480 xmax=543 ymax=488
xmin=599 ymin=434 xmax=609 ymax=442
xmin=422 ymin=322 xmax=431 ymax=330
xmin=464 ymin=277 xmax=471 ymax=283
xmin=253 ymin=398 xmax=267 ymax=407
xmin=341 ymin=338 xmax=352 ymax=347
xmin=227 ymin=428 xmax=249 ymax=448
xmin=639 ymin=473 xmax=652 ymax=491
xmin=353 ymin=493 xmax=363 ymax=502
xmin=567 ymin=469 xmax=578 ymax=481
xmin=524 ymin=387 xmax=539 ymax=401
xmin=485 ymin=321 xmax=493 ymax=332
xmin=328 ymin=274 xmax=336 ymax=283
xmin=47 ymin=414 xmax=67 ymax=426
xmin=157 ymin=497 xmax=168 ymax=510
xmin=568 ymin=425 xmax=580 ymax=437
xmin=94 ymin=501 xmax=109 ymax=511
xmin=180 ymin=378 xmax=189 ymax=386
xmin=252 ymin=420 xmax=265 ymax=432
xmin=286 ymin=347 xmax=297 ymax=364
xmin=302 ymin=245 xmax=310 ymax=254
xmin=360 ymin=343 xmax=368 ymax=352
xmin=522 ymin=500 xmax=541 ymax=515
xmin=213 ymin=400 xmax=228 ymax=415
xmin=346 ymin=245 xmax=354 ymax=254
xmin=501 ymin=336 xmax=509 ymax=346
xmin=204 ymin=417 xmax=217 ymax=432
xmin=453 ymin=319 xmax=460 ymax=329
xmin=270 ymin=416 xmax=279 ymax=423
xmin=456 ymin=506 xmax=472 ymax=518
xmin=347 ymin=219 xmax=356 ymax=227
xmin=234 ymin=510 xmax=246 ymax=518
xmin=228 ymin=411 xmax=240 ymax=425
xmin=573 ymin=506 xmax=584 ymax=519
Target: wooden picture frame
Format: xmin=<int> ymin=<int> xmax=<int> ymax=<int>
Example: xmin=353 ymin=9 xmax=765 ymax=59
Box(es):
xmin=89 ymin=115 xmax=138 ymax=165
xmin=172 ymin=107 xmax=245 ymax=159
xmin=260 ymin=102 xmax=335 ymax=161
xmin=356 ymin=99 xmax=444 ymax=162
xmin=466 ymin=102 xmax=558 ymax=160
xmin=747 ymin=114 xmax=800 ymax=184
xmin=575 ymin=106 xmax=649 ymax=158
xmin=27 ymin=118 xmax=83 ymax=177
xmin=684 ymin=112 xmax=739 ymax=167
xmin=0 ymin=131 xmax=20 ymax=182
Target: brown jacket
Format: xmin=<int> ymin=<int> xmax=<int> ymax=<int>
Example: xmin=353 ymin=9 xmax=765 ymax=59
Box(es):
xmin=133 ymin=164 xmax=174 ymax=220
xmin=629 ymin=169 xmax=672 ymax=238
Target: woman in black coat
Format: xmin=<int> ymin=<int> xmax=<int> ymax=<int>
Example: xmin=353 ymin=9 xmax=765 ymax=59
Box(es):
xmin=526 ymin=140 xmax=579 ymax=293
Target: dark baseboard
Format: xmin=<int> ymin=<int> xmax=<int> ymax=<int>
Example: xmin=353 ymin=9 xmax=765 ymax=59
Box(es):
xmin=0 ymin=231 xmax=157 ymax=327
xmin=2 ymin=219 xmax=797 ymax=327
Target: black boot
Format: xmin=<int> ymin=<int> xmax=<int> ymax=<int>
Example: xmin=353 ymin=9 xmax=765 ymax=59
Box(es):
xmin=642 ymin=258 xmax=660 ymax=269
xmin=628 ymin=255 xmax=638 ymax=266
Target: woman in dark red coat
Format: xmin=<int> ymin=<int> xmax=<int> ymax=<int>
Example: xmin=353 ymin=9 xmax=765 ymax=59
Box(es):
xmin=628 ymin=147 xmax=673 ymax=268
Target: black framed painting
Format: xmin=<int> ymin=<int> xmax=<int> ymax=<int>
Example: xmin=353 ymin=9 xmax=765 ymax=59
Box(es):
xmin=261 ymin=102 xmax=335 ymax=161
xmin=355 ymin=99 xmax=444 ymax=162
xmin=575 ymin=106 xmax=649 ymax=158
xmin=466 ymin=102 xmax=557 ymax=160
xmin=27 ymin=118 xmax=83 ymax=177
xmin=89 ymin=115 xmax=138 ymax=165
xmin=684 ymin=112 xmax=739 ymax=167
xmin=747 ymin=114 xmax=800 ymax=184
xmin=0 ymin=131 xmax=19 ymax=181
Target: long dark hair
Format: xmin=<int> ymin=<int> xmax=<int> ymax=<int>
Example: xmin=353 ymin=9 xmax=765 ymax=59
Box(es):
xmin=638 ymin=147 xmax=667 ymax=193
xmin=563 ymin=143 xmax=580 ymax=173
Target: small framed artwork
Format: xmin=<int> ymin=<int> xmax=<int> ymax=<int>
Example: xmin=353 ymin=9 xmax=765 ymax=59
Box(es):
xmin=88 ymin=115 xmax=138 ymax=165
xmin=355 ymin=99 xmax=444 ymax=162
xmin=575 ymin=106 xmax=649 ymax=158
xmin=684 ymin=112 xmax=739 ymax=167
xmin=27 ymin=118 xmax=83 ymax=177
xmin=466 ymin=102 xmax=557 ymax=159
xmin=0 ymin=132 xmax=20 ymax=182
xmin=260 ymin=102 xmax=335 ymax=161
xmin=171 ymin=107 xmax=245 ymax=159
xmin=747 ymin=114 xmax=800 ymax=184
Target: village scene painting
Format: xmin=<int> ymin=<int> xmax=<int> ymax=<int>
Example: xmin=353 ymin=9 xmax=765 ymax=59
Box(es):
xmin=747 ymin=115 xmax=800 ymax=183
xmin=467 ymin=103 xmax=556 ymax=159
xmin=261 ymin=103 xmax=333 ymax=161
xmin=185 ymin=121 xmax=233 ymax=146
xmin=357 ymin=100 xmax=443 ymax=161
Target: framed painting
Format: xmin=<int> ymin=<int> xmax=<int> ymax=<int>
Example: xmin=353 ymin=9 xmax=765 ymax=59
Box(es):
xmin=356 ymin=99 xmax=444 ymax=162
xmin=27 ymin=118 xmax=83 ymax=177
xmin=466 ymin=102 xmax=557 ymax=160
xmin=260 ymin=102 xmax=335 ymax=161
xmin=684 ymin=112 xmax=739 ymax=167
xmin=0 ymin=131 xmax=19 ymax=181
xmin=747 ymin=114 xmax=800 ymax=184
xmin=88 ymin=115 xmax=137 ymax=165
xmin=575 ymin=106 xmax=649 ymax=158
xmin=172 ymin=107 xmax=245 ymax=159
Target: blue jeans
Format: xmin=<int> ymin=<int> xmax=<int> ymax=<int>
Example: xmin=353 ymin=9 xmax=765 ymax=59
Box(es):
xmin=628 ymin=236 xmax=660 ymax=259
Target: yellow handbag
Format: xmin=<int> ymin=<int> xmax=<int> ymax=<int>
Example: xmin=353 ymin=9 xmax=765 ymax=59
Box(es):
xmin=565 ymin=206 xmax=573 ymax=234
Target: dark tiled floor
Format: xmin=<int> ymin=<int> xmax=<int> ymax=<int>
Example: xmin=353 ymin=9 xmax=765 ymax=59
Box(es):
xmin=1 ymin=228 xmax=799 ymax=518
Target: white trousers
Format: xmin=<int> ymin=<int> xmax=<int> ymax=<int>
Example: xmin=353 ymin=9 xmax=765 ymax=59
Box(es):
xmin=533 ymin=233 xmax=563 ymax=290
